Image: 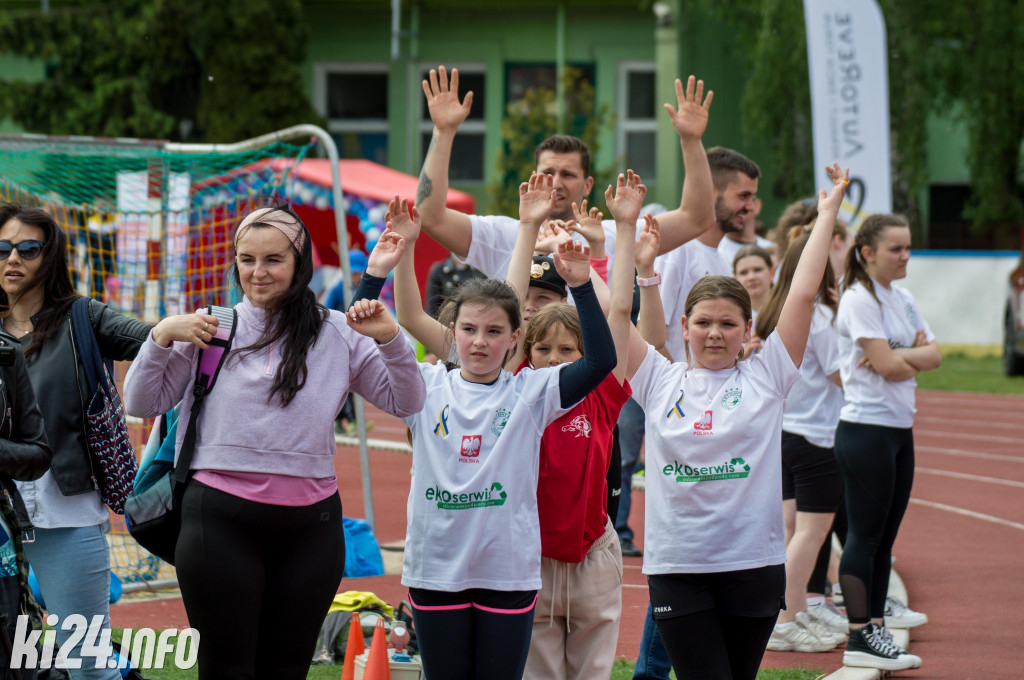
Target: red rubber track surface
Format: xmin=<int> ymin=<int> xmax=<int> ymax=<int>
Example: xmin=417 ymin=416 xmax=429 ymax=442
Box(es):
xmin=111 ymin=390 xmax=1024 ymax=678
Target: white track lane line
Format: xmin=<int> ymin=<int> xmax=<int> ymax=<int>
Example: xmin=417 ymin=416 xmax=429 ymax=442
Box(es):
xmin=917 ymin=445 xmax=1024 ymax=464
xmin=918 ymin=466 xmax=1024 ymax=489
xmin=910 ymin=498 xmax=1024 ymax=532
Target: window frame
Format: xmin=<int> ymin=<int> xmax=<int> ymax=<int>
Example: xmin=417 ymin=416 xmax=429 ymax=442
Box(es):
xmin=617 ymin=61 xmax=658 ymax=181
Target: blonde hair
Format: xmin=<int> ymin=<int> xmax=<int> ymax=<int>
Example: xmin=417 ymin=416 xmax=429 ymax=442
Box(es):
xmin=522 ymin=303 xmax=582 ymax=362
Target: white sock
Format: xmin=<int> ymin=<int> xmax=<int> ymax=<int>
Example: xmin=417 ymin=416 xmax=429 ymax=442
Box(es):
xmin=807 ymin=596 xmax=826 ymax=608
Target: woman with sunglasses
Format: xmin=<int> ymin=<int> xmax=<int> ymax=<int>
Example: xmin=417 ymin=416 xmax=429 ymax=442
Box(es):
xmin=0 ymin=203 xmax=151 ymax=680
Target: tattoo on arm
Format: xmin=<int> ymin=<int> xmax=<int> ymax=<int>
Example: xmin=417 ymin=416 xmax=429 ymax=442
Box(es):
xmin=417 ymin=171 xmax=433 ymax=205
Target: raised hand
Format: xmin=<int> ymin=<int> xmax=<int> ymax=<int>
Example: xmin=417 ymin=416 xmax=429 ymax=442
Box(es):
xmin=552 ymin=238 xmax=592 ymax=288
xmin=384 ymin=195 xmax=421 ymax=243
xmin=365 ymin=228 xmax=405 ymax=278
xmin=519 ymin=172 xmax=556 ymax=226
xmin=422 ymin=66 xmax=473 ymax=133
xmin=663 ymin=75 xmax=713 ymax=141
xmin=534 ymin=221 xmax=572 ymax=254
xmin=604 ymin=170 xmax=647 ymax=226
xmin=567 ymin=199 xmax=605 ymax=251
xmin=636 ymin=213 xmax=661 ymax=277
xmin=346 ymin=298 xmax=401 ymax=344
xmin=818 ymin=163 xmax=850 ymax=216
xmin=151 ymin=312 xmax=220 ymax=349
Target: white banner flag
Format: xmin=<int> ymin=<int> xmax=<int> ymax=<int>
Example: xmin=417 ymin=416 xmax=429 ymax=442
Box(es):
xmin=804 ymin=0 xmax=891 ymax=229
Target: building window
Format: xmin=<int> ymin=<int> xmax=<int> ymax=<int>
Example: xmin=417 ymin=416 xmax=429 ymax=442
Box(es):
xmin=419 ymin=66 xmax=486 ymax=182
xmin=618 ymin=63 xmax=656 ymax=181
xmin=315 ymin=64 xmax=389 ymax=164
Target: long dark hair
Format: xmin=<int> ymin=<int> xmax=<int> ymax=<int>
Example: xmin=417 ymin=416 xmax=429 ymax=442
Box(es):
xmin=841 ymin=213 xmax=909 ymax=304
xmin=756 ymin=228 xmax=836 ymax=340
xmin=0 ymin=203 xmax=79 ymax=359
xmin=231 ymin=205 xmax=327 ymax=406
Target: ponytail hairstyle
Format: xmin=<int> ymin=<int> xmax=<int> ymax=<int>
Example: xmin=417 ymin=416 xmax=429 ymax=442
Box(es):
xmin=231 ymin=205 xmax=327 ymax=407
xmin=436 ymin=277 xmax=522 ymax=368
xmin=841 ymin=213 xmax=910 ymax=304
xmin=522 ymin=303 xmax=582 ymax=364
xmin=0 ymin=203 xmax=79 ymax=359
xmin=773 ymin=198 xmax=818 ymax=261
xmin=755 ymin=230 xmax=836 ymax=340
xmin=682 ymin=275 xmax=751 ymax=366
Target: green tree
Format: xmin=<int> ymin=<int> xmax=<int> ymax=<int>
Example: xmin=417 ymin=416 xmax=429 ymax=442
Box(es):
xmin=0 ymin=0 xmax=322 ymax=142
xmin=487 ymin=68 xmax=616 ymax=216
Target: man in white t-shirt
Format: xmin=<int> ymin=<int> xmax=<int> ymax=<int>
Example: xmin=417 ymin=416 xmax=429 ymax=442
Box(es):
xmin=657 ymin=147 xmax=761 ymax=361
xmin=717 ymin=196 xmax=775 ymax=269
xmin=414 ymin=66 xmax=716 ymax=280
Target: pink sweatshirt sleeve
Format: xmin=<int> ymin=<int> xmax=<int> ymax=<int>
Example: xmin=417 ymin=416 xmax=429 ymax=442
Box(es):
xmin=122 ymin=332 xmax=198 ymax=418
xmin=346 ymin=332 xmax=426 ymax=418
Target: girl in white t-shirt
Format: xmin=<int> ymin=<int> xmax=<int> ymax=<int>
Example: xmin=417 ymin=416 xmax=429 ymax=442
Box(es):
xmin=755 ymin=229 xmax=846 ymax=653
xmin=833 ymin=213 xmax=941 ymax=671
xmin=625 ymin=164 xmax=848 ymax=680
xmin=362 ymin=196 xmax=615 ymax=680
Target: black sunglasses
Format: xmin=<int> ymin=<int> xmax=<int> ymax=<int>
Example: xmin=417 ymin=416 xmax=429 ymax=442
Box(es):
xmin=0 ymin=240 xmax=45 ymax=261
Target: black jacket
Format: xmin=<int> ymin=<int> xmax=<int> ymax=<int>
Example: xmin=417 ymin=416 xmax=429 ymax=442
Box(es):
xmin=0 ymin=338 xmax=53 ymax=525
xmin=0 ymin=298 xmax=151 ymax=496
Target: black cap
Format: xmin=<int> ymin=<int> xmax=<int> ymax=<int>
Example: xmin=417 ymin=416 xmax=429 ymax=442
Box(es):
xmin=529 ymin=255 xmax=567 ymax=296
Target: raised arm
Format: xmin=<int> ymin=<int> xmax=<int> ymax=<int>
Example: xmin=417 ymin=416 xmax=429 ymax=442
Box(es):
xmin=604 ymin=171 xmax=647 ymax=383
xmin=505 ymin=172 xmax=555 ymax=368
xmin=384 ymin=197 xmax=450 ymax=358
xmin=776 ymin=164 xmax=848 ymax=365
xmin=417 ymin=66 xmax=474 ymax=258
xmin=654 ymin=76 xmax=717 ymax=253
xmin=633 ymin=213 xmax=672 ymax=367
xmin=551 ymin=240 xmax=616 ymax=408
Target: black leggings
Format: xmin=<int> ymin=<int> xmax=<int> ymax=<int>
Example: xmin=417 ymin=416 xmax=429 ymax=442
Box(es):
xmin=656 ymin=610 xmax=777 ymax=680
xmin=176 ymin=481 xmax=346 ymax=680
xmin=408 ymin=588 xmax=537 ymax=680
xmin=834 ymin=421 xmax=915 ymax=623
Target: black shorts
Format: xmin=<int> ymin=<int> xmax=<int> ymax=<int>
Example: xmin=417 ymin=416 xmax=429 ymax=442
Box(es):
xmin=647 ymin=564 xmax=786 ymax=619
xmin=781 ymin=430 xmax=843 ymax=512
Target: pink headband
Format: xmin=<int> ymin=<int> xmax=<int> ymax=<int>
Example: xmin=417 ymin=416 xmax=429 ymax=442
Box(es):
xmin=235 ymin=207 xmax=307 ymax=251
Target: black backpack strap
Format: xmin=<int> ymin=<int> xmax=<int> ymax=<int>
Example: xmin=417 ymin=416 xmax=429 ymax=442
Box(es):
xmin=173 ymin=306 xmax=236 ymax=487
xmin=69 ymin=297 xmax=105 ymax=391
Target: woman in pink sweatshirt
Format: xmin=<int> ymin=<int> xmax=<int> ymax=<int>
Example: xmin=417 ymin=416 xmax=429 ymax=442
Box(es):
xmin=123 ymin=206 xmax=425 ymax=680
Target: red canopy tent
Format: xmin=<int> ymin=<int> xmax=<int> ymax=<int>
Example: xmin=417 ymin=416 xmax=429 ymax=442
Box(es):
xmin=290 ymin=159 xmax=475 ymax=296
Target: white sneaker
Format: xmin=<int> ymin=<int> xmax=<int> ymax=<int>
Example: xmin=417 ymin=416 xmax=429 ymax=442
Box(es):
xmin=877 ymin=624 xmax=923 ymax=668
xmin=843 ymin=623 xmax=920 ymax=671
xmin=884 ymin=595 xmax=928 ymax=628
xmin=766 ymin=622 xmax=838 ymax=653
xmin=806 ymin=601 xmax=849 ymax=636
xmin=795 ymin=611 xmax=846 ymax=646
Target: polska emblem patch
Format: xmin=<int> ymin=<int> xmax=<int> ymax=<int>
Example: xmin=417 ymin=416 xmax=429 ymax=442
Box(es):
xmin=491 ymin=408 xmax=511 ymax=436
xmin=721 ymin=388 xmax=742 ymax=411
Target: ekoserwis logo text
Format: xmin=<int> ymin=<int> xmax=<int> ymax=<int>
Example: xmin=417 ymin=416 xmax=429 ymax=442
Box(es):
xmin=8 ymin=615 xmax=199 ymax=671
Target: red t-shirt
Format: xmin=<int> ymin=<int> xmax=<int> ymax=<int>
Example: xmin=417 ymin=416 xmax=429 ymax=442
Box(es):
xmin=517 ymin=360 xmax=631 ymax=563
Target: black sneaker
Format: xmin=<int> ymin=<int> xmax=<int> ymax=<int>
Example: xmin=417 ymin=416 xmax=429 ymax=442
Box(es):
xmin=843 ymin=623 xmax=919 ymax=671
xmin=619 ymin=537 xmax=643 ymax=557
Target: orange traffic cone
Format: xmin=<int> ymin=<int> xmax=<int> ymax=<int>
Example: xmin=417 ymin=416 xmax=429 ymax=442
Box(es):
xmin=361 ymin=618 xmax=391 ymax=680
xmin=340 ymin=611 xmax=365 ymax=680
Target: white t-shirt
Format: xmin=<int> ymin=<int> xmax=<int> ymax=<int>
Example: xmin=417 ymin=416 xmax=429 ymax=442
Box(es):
xmin=630 ymin=333 xmax=801 ymax=574
xmin=837 ymin=280 xmax=934 ymax=428
xmin=783 ymin=304 xmax=844 ymax=448
xmin=401 ymin=362 xmax=570 ymax=591
xmin=465 ymin=214 xmax=641 ymax=281
xmin=718 ymin=234 xmax=775 ymax=270
xmin=655 ymin=239 xmax=732 ymax=361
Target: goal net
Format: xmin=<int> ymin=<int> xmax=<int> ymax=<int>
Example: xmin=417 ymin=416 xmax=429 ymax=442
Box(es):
xmin=0 ymin=132 xmax=318 ymax=585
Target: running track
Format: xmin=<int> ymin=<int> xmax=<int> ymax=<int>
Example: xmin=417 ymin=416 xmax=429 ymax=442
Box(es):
xmin=111 ymin=389 xmax=1024 ymax=678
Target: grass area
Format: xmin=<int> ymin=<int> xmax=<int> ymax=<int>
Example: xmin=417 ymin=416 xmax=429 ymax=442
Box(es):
xmin=112 ymin=634 xmax=821 ymax=680
xmin=916 ymin=353 xmax=1024 ymax=395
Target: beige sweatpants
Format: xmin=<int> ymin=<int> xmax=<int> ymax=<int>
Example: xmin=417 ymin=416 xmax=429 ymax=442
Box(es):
xmin=523 ymin=521 xmax=623 ymax=680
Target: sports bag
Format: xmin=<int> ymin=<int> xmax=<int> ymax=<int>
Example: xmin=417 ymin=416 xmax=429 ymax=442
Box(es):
xmin=124 ymin=306 xmax=236 ymax=564
xmin=69 ymin=298 xmax=138 ymax=514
